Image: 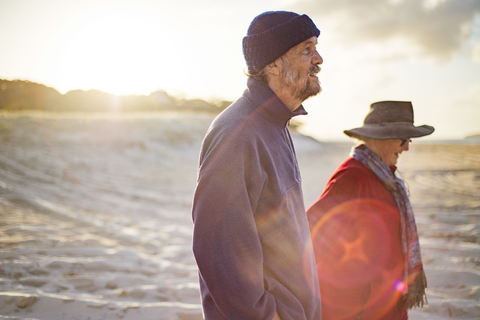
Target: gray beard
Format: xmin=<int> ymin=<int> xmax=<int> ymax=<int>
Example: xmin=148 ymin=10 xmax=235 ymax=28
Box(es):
xmin=281 ymin=62 xmax=321 ymax=102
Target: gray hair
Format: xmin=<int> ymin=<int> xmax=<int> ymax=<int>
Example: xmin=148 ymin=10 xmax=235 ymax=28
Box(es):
xmin=351 ymin=134 xmax=374 ymax=146
xmin=245 ymin=67 xmax=269 ymax=84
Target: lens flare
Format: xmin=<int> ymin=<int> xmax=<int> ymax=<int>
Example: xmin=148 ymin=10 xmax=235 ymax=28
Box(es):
xmin=307 ymin=198 xmax=406 ymax=319
xmin=395 ymin=280 xmax=407 ymax=293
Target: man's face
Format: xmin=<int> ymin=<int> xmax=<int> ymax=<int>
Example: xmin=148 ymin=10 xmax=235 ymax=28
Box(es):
xmin=280 ymin=36 xmax=323 ymax=102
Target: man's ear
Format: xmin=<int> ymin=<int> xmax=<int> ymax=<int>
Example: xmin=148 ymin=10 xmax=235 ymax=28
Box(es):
xmin=265 ymin=59 xmax=282 ymax=77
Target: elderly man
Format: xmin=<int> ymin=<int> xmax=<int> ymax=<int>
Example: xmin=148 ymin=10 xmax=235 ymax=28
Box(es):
xmin=192 ymin=11 xmax=323 ymax=320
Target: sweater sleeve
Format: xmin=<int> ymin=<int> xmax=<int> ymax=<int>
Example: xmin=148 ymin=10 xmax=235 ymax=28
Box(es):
xmin=192 ymin=133 xmax=276 ymax=320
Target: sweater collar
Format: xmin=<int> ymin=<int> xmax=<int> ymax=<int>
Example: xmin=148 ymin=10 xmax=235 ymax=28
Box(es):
xmin=244 ymin=78 xmax=307 ymax=126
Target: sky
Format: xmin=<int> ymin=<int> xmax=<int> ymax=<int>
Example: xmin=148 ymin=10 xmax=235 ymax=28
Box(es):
xmin=0 ymin=0 xmax=479 ymax=141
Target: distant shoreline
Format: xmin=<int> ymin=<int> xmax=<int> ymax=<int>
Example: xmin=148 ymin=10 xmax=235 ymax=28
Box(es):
xmin=410 ymin=139 xmax=480 ymax=146
xmin=301 ymin=135 xmax=480 ymax=146
xmin=1 ymin=110 xmax=479 ymax=146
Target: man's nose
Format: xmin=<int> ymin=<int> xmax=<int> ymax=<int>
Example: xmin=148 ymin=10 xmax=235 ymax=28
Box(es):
xmin=313 ymin=50 xmax=323 ymax=65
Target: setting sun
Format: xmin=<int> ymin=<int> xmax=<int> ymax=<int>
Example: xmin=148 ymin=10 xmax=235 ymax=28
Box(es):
xmin=31 ymin=3 xmax=181 ymax=96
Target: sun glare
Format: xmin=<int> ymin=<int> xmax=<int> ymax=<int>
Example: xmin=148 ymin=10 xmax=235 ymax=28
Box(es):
xmin=46 ymin=4 xmax=179 ymax=96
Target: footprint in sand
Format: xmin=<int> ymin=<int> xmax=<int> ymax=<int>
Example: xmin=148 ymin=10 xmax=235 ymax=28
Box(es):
xmin=15 ymin=296 xmax=39 ymax=309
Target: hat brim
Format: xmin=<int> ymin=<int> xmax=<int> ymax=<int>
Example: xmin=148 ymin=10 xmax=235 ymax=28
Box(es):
xmin=344 ymin=124 xmax=434 ymax=140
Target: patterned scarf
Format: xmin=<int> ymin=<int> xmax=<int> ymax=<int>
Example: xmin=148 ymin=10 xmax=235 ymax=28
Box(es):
xmin=351 ymin=145 xmax=428 ymax=309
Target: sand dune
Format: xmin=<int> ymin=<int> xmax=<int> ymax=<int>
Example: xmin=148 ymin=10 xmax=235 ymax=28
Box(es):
xmin=0 ymin=112 xmax=479 ymax=319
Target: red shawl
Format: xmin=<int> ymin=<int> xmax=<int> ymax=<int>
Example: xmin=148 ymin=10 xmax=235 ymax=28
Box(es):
xmin=307 ymin=158 xmax=414 ymax=320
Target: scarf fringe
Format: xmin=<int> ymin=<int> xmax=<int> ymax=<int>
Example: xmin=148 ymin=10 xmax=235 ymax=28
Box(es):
xmin=407 ymin=293 xmax=429 ymax=309
xmin=407 ymin=270 xmax=429 ymax=310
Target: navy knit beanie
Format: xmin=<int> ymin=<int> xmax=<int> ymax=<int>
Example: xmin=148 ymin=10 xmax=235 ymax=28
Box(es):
xmin=243 ymin=11 xmax=320 ymax=73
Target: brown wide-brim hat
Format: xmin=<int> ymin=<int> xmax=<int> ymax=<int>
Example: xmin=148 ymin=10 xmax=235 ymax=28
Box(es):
xmin=344 ymin=100 xmax=435 ymax=140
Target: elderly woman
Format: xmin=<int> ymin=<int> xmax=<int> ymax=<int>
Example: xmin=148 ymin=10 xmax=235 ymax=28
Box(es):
xmin=307 ymin=101 xmax=433 ymax=319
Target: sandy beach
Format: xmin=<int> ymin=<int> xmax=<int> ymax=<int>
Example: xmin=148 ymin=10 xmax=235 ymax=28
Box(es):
xmin=0 ymin=112 xmax=479 ymax=319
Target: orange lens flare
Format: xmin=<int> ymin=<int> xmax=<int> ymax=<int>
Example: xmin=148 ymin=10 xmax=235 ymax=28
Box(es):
xmin=307 ymin=198 xmax=406 ymax=319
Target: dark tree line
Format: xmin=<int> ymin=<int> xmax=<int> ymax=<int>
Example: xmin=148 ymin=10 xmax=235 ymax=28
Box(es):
xmin=0 ymin=79 xmax=230 ymax=113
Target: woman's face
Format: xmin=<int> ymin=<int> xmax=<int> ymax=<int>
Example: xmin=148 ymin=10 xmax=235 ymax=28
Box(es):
xmin=376 ymin=139 xmax=410 ymax=167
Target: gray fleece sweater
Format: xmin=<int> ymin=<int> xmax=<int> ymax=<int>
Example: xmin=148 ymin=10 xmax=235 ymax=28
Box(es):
xmin=192 ymin=78 xmax=321 ymax=320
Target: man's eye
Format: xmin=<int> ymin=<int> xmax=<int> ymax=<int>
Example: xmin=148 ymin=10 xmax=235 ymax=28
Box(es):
xmin=305 ymin=45 xmax=317 ymax=54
